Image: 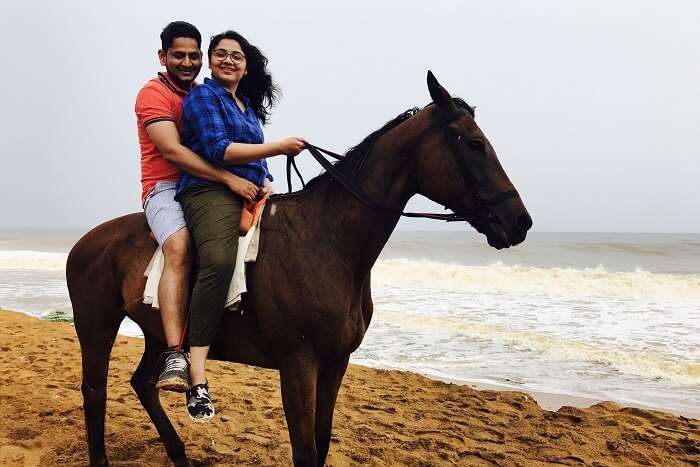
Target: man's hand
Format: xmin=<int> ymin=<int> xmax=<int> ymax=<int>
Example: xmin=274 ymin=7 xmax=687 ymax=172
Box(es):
xmin=224 ymin=174 xmax=259 ymax=202
xmin=260 ymin=178 xmax=274 ymax=199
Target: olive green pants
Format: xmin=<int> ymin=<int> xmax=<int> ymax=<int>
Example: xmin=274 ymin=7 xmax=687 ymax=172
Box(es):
xmin=179 ymin=185 xmax=241 ymax=347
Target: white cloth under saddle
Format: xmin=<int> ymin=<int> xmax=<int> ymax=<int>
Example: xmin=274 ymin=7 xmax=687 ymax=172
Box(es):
xmin=143 ymin=219 xmax=261 ymax=312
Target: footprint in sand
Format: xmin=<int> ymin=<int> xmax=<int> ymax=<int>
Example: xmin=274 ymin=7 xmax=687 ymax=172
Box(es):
xmin=236 ymin=432 xmax=272 ymax=446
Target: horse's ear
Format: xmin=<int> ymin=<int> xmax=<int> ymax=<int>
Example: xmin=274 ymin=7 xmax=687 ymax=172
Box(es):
xmin=427 ymin=70 xmax=456 ymax=111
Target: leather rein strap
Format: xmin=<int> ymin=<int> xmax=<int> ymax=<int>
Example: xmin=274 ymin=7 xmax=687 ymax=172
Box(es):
xmin=293 ymin=143 xmax=467 ymax=221
xmin=285 ymin=108 xmax=519 ymax=222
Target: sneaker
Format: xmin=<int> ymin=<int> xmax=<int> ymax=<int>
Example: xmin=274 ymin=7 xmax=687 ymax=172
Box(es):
xmin=187 ymin=382 xmax=215 ymax=422
xmin=155 ymin=349 xmax=189 ymax=393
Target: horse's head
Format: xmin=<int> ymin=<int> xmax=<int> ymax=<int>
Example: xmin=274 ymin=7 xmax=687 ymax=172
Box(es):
xmin=413 ymin=71 xmax=532 ymax=249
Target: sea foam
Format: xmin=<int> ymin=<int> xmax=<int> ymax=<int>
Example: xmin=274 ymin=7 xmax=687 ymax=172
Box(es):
xmin=377 ymin=309 xmax=700 ymax=386
xmin=3 ymin=250 xmax=698 ymax=301
xmin=372 ymin=259 xmax=700 ymax=300
xmin=0 ymin=251 xmax=68 ymax=271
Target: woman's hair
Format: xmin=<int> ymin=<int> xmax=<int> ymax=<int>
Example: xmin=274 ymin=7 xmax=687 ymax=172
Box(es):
xmin=208 ymin=30 xmax=279 ymax=125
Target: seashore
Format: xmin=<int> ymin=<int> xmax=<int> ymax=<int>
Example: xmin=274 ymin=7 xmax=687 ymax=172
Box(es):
xmin=0 ymin=309 xmax=697 ymax=466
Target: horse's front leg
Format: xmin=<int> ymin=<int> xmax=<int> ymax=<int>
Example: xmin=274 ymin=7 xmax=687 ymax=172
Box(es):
xmin=314 ymin=355 xmax=349 ymax=466
xmin=279 ymin=342 xmax=319 ymax=467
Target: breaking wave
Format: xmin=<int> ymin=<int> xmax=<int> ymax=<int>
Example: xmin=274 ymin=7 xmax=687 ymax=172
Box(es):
xmin=372 ymin=259 xmax=700 ymax=300
xmin=0 ymin=251 xmax=68 ymax=271
xmin=3 ymin=251 xmax=698 ymax=301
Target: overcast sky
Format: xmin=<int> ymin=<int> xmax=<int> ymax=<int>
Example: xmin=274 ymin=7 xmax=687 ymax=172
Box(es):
xmin=1 ymin=0 xmax=698 ymax=232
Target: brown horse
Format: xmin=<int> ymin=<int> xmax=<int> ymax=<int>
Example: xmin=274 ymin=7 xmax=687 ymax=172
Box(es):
xmin=67 ymin=72 xmax=532 ymax=467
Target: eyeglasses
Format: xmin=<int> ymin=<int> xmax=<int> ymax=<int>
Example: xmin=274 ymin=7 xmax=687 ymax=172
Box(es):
xmin=211 ymin=49 xmax=246 ymax=63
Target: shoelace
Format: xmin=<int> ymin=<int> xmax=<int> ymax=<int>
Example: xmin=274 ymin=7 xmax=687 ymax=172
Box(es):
xmin=164 ymin=354 xmax=187 ymax=373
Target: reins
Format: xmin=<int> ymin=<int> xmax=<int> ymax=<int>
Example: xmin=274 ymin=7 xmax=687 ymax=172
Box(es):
xmin=285 ymin=108 xmax=519 ymax=223
xmin=292 ymin=143 xmax=471 ymax=221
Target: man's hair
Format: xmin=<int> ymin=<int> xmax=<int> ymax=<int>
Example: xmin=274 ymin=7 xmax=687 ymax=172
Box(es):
xmin=160 ymin=21 xmax=201 ymax=51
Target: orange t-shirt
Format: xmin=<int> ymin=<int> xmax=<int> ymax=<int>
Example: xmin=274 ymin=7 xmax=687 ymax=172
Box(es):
xmin=135 ymin=73 xmax=191 ymax=204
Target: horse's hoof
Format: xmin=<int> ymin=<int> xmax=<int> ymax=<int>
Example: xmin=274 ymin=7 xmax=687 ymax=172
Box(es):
xmin=172 ymin=455 xmax=191 ymax=467
xmin=90 ymin=459 xmax=109 ymax=467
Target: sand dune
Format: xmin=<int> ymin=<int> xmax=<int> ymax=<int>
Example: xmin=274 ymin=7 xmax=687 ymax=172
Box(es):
xmin=0 ymin=310 xmax=697 ymax=466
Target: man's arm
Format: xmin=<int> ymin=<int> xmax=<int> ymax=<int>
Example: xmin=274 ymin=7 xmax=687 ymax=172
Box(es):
xmin=145 ymin=121 xmax=259 ymax=201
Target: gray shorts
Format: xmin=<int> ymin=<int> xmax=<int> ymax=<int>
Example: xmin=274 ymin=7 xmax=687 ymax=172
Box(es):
xmin=144 ymin=181 xmax=187 ymax=246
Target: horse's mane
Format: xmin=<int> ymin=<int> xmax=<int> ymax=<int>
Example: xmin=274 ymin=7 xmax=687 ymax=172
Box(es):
xmin=300 ymin=97 xmax=474 ymax=190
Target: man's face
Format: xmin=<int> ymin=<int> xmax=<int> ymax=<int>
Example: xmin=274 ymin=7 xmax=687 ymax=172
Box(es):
xmin=158 ymin=37 xmax=202 ymax=87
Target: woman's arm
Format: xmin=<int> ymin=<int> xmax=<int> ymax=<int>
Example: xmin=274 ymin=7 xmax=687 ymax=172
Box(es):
xmin=184 ymin=87 xmax=305 ymax=165
xmin=221 ymin=138 xmax=304 ymax=164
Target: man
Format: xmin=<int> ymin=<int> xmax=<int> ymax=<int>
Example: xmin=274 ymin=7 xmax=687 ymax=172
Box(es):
xmin=135 ymin=21 xmax=259 ymax=392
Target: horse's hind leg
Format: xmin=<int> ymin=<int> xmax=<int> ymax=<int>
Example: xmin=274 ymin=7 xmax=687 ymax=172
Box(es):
xmin=131 ymin=332 xmax=190 ymax=467
xmin=315 ymin=356 xmax=349 ymax=466
xmin=74 ymin=304 xmax=124 ymax=467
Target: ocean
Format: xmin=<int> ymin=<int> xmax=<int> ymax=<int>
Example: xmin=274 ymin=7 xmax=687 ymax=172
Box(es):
xmin=1 ymin=228 xmax=698 ymax=417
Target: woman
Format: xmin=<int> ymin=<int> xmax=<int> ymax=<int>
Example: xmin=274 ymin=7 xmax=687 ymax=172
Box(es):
xmin=176 ymin=30 xmax=304 ymax=422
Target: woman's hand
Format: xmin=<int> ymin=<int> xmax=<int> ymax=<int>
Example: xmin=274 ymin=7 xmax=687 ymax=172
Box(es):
xmin=225 ymin=174 xmax=259 ymax=202
xmin=278 ymin=137 xmax=305 ymax=157
xmin=260 ymin=178 xmax=274 ymax=199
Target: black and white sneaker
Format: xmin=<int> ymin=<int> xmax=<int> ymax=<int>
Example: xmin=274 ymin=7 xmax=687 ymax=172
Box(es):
xmin=186 ymin=382 xmax=215 ymax=422
xmin=155 ymin=349 xmax=189 ymax=393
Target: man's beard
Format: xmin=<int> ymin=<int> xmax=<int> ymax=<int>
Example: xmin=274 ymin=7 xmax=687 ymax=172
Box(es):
xmin=167 ymin=66 xmax=199 ymax=89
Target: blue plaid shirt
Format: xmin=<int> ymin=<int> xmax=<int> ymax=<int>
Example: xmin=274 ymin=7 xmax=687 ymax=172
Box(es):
xmin=176 ymin=77 xmax=272 ymax=197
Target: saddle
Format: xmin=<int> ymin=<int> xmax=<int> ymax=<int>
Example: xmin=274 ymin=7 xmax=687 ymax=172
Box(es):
xmin=143 ymin=198 xmax=267 ymax=311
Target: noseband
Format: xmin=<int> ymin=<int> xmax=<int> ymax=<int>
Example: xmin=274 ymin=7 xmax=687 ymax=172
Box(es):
xmin=287 ymin=107 xmax=519 ymax=222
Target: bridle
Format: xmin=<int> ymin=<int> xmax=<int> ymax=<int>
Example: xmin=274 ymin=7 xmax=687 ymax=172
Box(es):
xmin=286 ymin=107 xmax=519 ymax=223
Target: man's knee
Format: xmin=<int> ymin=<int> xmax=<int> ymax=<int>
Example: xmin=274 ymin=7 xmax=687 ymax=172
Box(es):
xmin=162 ymin=229 xmax=192 ymax=267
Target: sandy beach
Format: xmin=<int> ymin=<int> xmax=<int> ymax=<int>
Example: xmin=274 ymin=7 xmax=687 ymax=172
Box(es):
xmin=0 ymin=309 xmax=697 ymax=466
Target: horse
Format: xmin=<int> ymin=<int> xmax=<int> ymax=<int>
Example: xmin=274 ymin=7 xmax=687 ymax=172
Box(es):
xmin=66 ymin=72 xmax=532 ymax=467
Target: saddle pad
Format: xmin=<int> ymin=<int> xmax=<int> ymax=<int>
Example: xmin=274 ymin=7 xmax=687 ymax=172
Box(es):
xmin=143 ymin=199 xmax=266 ymax=312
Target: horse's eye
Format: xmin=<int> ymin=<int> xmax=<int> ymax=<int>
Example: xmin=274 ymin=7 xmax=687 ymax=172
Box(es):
xmin=467 ymin=139 xmax=485 ymax=152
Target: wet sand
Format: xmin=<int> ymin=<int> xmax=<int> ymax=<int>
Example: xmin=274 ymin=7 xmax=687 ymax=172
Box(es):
xmin=0 ymin=309 xmax=697 ymax=466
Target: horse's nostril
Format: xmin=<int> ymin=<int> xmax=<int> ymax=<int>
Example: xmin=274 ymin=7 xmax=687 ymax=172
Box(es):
xmin=517 ymin=213 xmax=533 ymax=230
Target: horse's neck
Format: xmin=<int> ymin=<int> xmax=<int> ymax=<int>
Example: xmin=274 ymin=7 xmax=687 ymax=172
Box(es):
xmin=306 ymin=116 xmax=425 ymax=276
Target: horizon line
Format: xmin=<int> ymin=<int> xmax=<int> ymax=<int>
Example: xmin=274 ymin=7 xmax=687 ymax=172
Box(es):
xmin=1 ymin=227 xmax=699 ymax=235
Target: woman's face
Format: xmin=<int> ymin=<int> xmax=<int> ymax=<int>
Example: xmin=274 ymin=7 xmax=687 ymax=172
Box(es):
xmin=209 ymin=39 xmax=247 ymax=88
